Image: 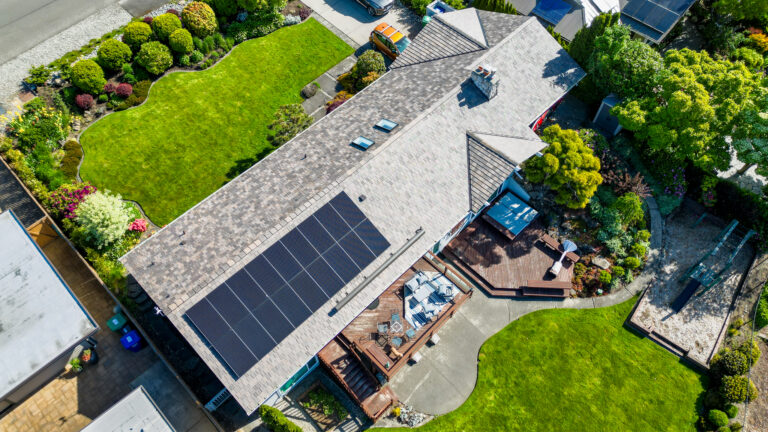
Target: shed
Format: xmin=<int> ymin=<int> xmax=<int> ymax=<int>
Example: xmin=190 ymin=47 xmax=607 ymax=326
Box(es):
xmin=82 ymin=386 xmax=175 ymax=432
xmin=592 ymin=94 xmax=623 ymax=136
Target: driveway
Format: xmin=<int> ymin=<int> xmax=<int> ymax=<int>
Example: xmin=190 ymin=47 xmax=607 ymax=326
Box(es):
xmin=302 ymin=0 xmax=421 ymax=47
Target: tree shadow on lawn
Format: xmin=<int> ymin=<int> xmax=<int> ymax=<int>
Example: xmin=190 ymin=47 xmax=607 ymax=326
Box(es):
xmin=223 ymin=146 xmax=276 ymax=184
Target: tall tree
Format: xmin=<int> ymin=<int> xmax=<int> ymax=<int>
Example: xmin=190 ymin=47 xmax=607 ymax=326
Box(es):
xmin=567 ymin=12 xmax=620 ymax=66
xmin=612 ymin=49 xmax=762 ymax=171
xmin=715 ymin=0 xmax=768 ymax=22
xmin=523 ymin=125 xmax=603 ymax=209
xmin=732 ymin=88 xmax=768 ymax=176
xmin=588 ymin=25 xmax=663 ymax=100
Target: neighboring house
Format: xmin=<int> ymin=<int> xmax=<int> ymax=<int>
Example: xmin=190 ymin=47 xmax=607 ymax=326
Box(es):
xmin=121 ymin=9 xmax=584 ymax=417
xmin=81 ymin=386 xmax=175 ymax=432
xmin=0 ymin=210 xmax=98 ymax=415
xmin=0 ymin=159 xmax=44 ymax=228
xmin=509 ymin=0 xmax=696 ymax=43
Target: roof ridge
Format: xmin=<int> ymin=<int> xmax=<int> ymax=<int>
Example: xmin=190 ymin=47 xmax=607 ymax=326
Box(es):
xmin=434 ymin=9 xmax=489 ymax=49
xmin=467 ymin=132 xmax=534 ymax=166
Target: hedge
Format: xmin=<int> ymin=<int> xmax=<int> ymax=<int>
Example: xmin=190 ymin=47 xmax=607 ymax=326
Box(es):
xmin=61 ymin=140 xmax=83 ymax=180
xmin=258 ymin=405 xmax=301 ymax=432
xmin=757 ymin=283 xmax=768 ymax=329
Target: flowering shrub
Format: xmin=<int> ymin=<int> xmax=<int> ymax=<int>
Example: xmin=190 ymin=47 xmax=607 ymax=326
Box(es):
xmin=4 ymin=105 xmax=70 ymax=152
xmin=326 ymin=91 xmax=351 ymax=113
xmin=700 ymin=175 xmax=718 ymax=207
xmin=654 ymin=163 xmax=686 ymax=198
xmin=143 ymin=16 xmax=154 ymax=24
xmin=104 ymin=82 xmax=117 ymax=94
xmin=748 ymin=29 xmax=768 ymax=52
xmin=75 ymin=191 xmax=134 ymax=249
xmin=130 ymin=218 xmax=148 ymax=232
xmin=49 ymin=183 xmax=97 ymax=219
xmin=75 ymin=94 xmax=94 ymax=110
xmin=115 ymin=83 xmax=133 ymax=98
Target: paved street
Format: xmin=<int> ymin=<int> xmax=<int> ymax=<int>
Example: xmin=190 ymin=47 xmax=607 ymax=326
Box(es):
xmin=301 ymin=0 xmax=421 ymax=47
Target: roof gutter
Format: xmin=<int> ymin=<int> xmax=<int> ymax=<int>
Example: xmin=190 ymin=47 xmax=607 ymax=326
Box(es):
xmin=332 ymin=227 xmax=424 ymax=313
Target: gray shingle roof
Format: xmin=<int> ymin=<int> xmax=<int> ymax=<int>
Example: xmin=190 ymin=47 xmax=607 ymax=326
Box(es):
xmin=0 ymin=159 xmax=44 ymax=228
xmin=467 ymin=134 xmax=515 ymax=213
xmin=122 ymin=11 xmax=584 ymax=413
xmin=391 ymin=16 xmax=485 ymax=69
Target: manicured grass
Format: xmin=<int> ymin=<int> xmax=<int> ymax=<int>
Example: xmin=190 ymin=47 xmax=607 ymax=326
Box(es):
xmin=374 ymin=299 xmax=704 ymax=432
xmin=79 ymin=19 xmax=353 ymax=225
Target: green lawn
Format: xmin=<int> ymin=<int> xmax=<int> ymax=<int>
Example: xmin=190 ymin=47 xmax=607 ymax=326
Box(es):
xmin=374 ymin=299 xmax=705 ymax=432
xmin=79 ymin=19 xmax=353 ymax=225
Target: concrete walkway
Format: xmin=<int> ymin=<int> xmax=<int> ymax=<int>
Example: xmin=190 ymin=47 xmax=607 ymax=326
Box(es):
xmin=388 ymin=198 xmax=663 ymax=415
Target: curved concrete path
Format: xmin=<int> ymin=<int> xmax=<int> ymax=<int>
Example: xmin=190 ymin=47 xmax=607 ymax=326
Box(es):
xmin=388 ymin=198 xmax=663 ymax=415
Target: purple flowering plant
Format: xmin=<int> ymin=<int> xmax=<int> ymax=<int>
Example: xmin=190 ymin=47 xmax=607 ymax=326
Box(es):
xmin=49 ymin=183 xmax=97 ymax=219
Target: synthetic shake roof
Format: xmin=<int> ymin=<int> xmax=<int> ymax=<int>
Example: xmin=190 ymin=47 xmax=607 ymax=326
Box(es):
xmin=122 ymin=10 xmax=584 ymax=413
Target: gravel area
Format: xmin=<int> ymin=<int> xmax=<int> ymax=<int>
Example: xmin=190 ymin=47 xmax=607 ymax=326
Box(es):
xmin=0 ymin=5 xmax=132 ymax=108
xmin=630 ymin=206 xmax=753 ymax=365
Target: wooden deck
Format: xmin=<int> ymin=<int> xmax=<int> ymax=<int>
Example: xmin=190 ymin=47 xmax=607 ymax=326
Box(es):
xmin=339 ymin=253 xmax=472 ymax=380
xmin=443 ymin=218 xmax=574 ymax=297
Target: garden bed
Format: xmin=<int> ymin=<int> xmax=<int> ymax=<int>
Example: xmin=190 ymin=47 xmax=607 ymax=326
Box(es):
xmin=298 ymin=383 xmax=349 ymax=430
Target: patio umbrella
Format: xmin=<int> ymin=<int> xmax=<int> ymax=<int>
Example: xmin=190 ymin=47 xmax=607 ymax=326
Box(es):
xmin=549 ymin=239 xmax=577 ymax=275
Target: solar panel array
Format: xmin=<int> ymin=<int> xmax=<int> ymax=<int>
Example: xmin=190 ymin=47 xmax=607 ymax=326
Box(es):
xmin=622 ymin=0 xmax=688 ymax=34
xmin=531 ymin=0 xmax=573 ymax=25
xmin=184 ymin=192 xmax=390 ymax=378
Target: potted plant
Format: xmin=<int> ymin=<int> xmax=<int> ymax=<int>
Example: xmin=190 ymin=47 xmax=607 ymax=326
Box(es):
xmin=68 ymin=358 xmax=83 ymax=373
xmin=81 ymin=348 xmax=98 ymax=365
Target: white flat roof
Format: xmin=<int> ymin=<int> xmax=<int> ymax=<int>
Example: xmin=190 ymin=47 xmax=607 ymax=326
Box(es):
xmin=0 ymin=211 xmax=96 ymax=397
xmin=81 ymin=386 xmax=175 ymax=432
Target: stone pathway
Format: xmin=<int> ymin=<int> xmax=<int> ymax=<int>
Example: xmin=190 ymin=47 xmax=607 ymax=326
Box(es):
xmin=387 ymin=197 xmax=663 ymax=416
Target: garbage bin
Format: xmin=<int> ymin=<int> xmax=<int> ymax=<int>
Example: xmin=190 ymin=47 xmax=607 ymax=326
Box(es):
xmin=120 ymin=330 xmax=143 ymax=352
xmin=107 ymin=313 xmax=127 ymax=332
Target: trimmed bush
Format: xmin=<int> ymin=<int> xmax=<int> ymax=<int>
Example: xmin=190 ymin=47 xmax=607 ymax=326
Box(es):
xmin=599 ymin=270 xmax=612 ymax=285
xmin=716 ymin=427 xmax=731 ymax=432
xmin=71 ymin=60 xmax=106 ymax=94
xmin=731 ymin=422 xmax=743 ymax=431
xmin=268 ymin=104 xmax=313 ymax=146
xmin=623 ymin=256 xmax=641 ymax=270
xmin=103 ymin=82 xmax=117 ymax=94
xmin=75 ymin=94 xmax=94 ymax=110
xmin=630 ymin=243 xmax=646 ymax=257
xmin=178 ymin=54 xmax=191 ymax=66
xmin=123 ymin=21 xmax=153 ymax=51
xmin=611 ymin=265 xmax=625 ymax=278
xmin=720 ymin=375 xmax=758 ymax=403
xmin=115 ymin=83 xmax=133 ymax=98
xmin=713 ymin=350 xmax=749 ymax=376
xmin=737 ymin=340 xmax=761 ymax=365
xmin=97 ymin=38 xmax=132 ymax=70
xmin=190 ymin=50 xmax=204 ymax=63
xmin=115 ymin=80 xmax=151 ymax=110
xmin=60 ymin=140 xmax=83 ymax=180
xmin=756 ymin=284 xmax=768 ymax=329
xmin=152 ymin=13 xmax=182 ymax=42
xmin=182 ymin=2 xmax=218 ymax=38
xmin=725 ymin=404 xmax=738 ymax=419
xmin=708 ymin=409 xmax=729 ymax=428
xmin=136 ymin=41 xmax=173 ymax=75
xmin=98 ymin=94 xmax=108 ymax=103
xmin=636 ymin=229 xmax=651 ymax=242
xmin=143 ymin=16 xmax=154 ymax=24
xmin=169 ymin=28 xmax=194 ymax=54
xmin=259 ymin=405 xmax=301 ymax=432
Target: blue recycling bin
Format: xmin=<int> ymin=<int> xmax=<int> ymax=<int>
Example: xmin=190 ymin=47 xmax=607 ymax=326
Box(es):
xmin=120 ymin=330 xmax=143 ymax=352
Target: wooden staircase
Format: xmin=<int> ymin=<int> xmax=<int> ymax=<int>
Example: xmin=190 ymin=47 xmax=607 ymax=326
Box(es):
xmin=318 ymin=336 xmax=396 ymax=421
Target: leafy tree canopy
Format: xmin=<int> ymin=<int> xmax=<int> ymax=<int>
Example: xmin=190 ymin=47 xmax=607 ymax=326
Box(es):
xmin=567 ymin=12 xmax=620 ymax=66
xmin=612 ymin=49 xmax=762 ymax=171
xmin=523 ymin=125 xmax=603 ymax=209
xmin=588 ymin=25 xmax=663 ymax=99
xmin=715 ymin=0 xmax=768 ymax=22
xmin=732 ymin=87 xmax=768 ymax=176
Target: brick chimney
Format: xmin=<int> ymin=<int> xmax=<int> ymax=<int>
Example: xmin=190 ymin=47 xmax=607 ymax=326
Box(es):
xmin=470 ymin=64 xmax=499 ymax=100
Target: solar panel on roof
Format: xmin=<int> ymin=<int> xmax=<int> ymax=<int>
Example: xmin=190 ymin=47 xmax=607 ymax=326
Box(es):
xmin=183 ymin=191 xmax=389 ymax=378
xmin=531 ymin=0 xmax=572 ymax=25
xmin=622 ymin=0 xmax=683 ymax=34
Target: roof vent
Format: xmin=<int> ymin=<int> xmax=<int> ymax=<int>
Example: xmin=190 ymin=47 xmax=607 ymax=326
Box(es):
xmin=471 ymin=64 xmax=498 ymax=100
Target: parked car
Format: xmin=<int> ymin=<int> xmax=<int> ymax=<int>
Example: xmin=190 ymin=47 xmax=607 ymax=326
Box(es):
xmin=370 ymin=23 xmax=411 ymax=60
xmin=355 ymin=0 xmax=393 ymax=15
